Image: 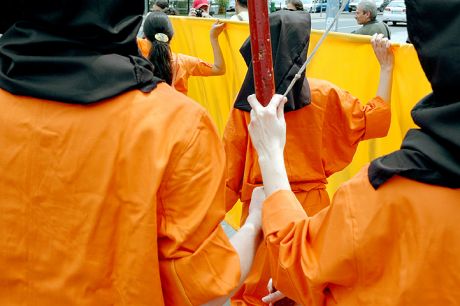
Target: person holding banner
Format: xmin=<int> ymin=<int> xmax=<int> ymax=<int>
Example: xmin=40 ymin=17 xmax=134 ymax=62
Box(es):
xmin=223 ymin=9 xmax=394 ymax=305
xmin=138 ymin=12 xmax=226 ymax=95
xmin=247 ymin=0 xmax=460 ymax=304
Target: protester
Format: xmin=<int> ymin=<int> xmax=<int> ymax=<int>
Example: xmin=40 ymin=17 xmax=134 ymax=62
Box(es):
xmin=163 ymin=7 xmax=179 ymax=15
xmin=138 ymin=12 xmax=226 ymax=95
xmin=230 ymin=0 xmax=249 ymax=21
xmin=189 ymin=0 xmax=212 ymax=17
xmin=352 ymin=0 xmax=391 ymax=38
xmin=247 ymin=0 xmax=460 ymax=305
xmin=224 ymin=10 xmax=394 ymax=305
xmin=286 ymin=0 xmax=304 ymax=11
xmin=0 ymin=1 xmax=261 ymax=305
xmin=151 ymin=0 xmax=169 ymax=11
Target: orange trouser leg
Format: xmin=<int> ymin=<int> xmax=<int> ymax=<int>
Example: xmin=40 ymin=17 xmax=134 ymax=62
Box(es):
xmin=231 ymin=189 xmax=330 ymax=306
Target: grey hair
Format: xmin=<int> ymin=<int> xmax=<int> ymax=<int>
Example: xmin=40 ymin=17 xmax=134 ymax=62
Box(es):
xmin=286 ymin=0 xmax=304 ymax=10
xmin=358 ymin=0 xmax=378 ymax=21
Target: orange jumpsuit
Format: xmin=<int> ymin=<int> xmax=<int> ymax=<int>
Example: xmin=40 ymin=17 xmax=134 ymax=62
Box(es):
xmin=138 ymin=38 xmax=213 ymax=95
xmin=0 ymin=83 xmax=239 ymax=306
xmin=224 ymin=78 xmax=391 ymax=305
xmin=263 ymin=166 xmax=460 ymax=305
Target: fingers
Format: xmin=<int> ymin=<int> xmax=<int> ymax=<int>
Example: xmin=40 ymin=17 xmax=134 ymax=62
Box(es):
xmin=249 ymin=94 xmax=286 ymax=113
xmin=267 ymin=94 xmax=286 ymax=110
xmin=250 ymin=187 xmax=266 ymax=207
xmin=253 ymin=186 xmax=265 ymax=194
xmin=371 ymin=33 xmax=384 ymax=47
xmin=251 ymin=186 xmax=265 ymax=200
xmin=385 ymin=38 xmax=391 ymax=49
xmin=266 ymin=278 xmax=273 ymax=293
xmin=276 ymin=96 xmax=287 ymax=120
xmin=372 ymin=33 xmax=391 ymax=50
xmin=371 ymin=32 xmax=378 ymax=44
xmin=213 ymin=21 xmax=225 ymax=28
xmin=261 ymin=290 xmax=286 ymax=304
xmin=247 ymin=94 xmax=264 ymax=113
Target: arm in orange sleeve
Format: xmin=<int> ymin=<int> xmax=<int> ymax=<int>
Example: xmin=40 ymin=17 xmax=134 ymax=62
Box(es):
xmin=262 ymin=189 xmax=358 ymax=305
xmin=179 ymin=53 xmax=214 ymax=77
xmin=158 ymin=110 xmax=240 ymax=306
xmin=223 ymin=108 xmax=249 ymax=211
xmin=319 ymin=81 xmax=391 ymax=176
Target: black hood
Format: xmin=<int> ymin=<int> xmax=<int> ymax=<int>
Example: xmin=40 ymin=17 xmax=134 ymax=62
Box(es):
xmin=234 ymin=10 xmax=311 ymax=112
xmin=368 ymin=0 xmax=460 ymax=189
xmin=0 ymin=0 xmax=159 ymax=104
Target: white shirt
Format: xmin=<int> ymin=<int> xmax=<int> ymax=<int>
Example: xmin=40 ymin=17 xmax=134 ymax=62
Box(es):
xmin=230 ymin=11 xmax=249 ymax=21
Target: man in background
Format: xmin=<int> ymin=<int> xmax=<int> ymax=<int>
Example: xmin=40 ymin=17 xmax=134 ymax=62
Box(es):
xmin=285 ymin=0 xmax=304 ymax=11
xmin=230 ymin=0 xmax=249 ymax=21
xmin=150 ymin=0 xmax=169 ymax=11
xmin=352 ymin=0 xmax=391 ymax=38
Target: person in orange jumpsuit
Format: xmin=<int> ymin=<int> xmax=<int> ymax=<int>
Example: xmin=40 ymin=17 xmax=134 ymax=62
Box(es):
xmin=0 ymin=1 xmax=262 ymax=305
xmin=246 ymin=0 xmax=460 ymax=304
xmin=224 ymin=10 xmax=394 ymax=305
xmin=138 ymin=12 xmax=226 ymax=95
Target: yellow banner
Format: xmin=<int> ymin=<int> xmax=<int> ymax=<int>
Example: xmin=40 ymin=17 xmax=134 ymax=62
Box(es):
xmin=169 ymin=17 xmax=431 ymax=229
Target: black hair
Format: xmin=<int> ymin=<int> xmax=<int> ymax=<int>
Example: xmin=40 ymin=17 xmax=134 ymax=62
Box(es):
xmin=143 ymin=12 xmax=174 ymax=85
xmin=150 ymin=0 xmax=169 ymax=10
xmin=237 ymin=0 xmax=248 ymax=8
xmin=163 ymin=7 xmax=179 ymax=15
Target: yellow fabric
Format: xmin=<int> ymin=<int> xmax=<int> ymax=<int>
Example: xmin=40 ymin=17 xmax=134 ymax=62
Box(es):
xmin=263 ymin=167 xmax=460 ymax=305
xmin=0 ymin=84 xmax=240 ymax=305
xmin=168 ymin=17 xmax=431 ymax=229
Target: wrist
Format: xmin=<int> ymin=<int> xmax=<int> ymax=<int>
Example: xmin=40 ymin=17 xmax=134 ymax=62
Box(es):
xmin=380 ymin=65 xmax=393 ymax=73
xmin=258 ymin=157 xmax=291 ymax=197
xmin=257 ymin=148 xmax=284 ymax=164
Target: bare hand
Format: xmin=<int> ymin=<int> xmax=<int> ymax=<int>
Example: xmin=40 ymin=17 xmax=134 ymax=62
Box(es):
xmin=371 ymin=33 xmax=394 ymax=70
xmin=188 ymin=7 xmax=197 ymax=16
xmin=262 ymin=278 xmax=288 ymax=305
xmin=210 ymin=20 xmax=225 ymax=39
xmin=189 ymin=7 xmax=211 ymax=18
xmin=248 ymin=94 xmax=287 ymax=161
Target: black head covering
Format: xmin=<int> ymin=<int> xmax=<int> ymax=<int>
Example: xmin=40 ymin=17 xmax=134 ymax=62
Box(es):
xmin=0 ymin=0 xmax=159 ymax=104
xmin=368 ymin=0 xmax=460 ymax=189
xmin=234 ymin=10 xmax=311 ymax=112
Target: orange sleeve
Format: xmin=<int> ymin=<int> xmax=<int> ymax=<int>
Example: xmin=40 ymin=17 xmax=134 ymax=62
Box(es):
xmin=320 ymin=83 xmax=391 ymax=176
xmin=223 ymin=108 xmax=249 ymax=212
xmin=263 ymin=190 xmax=358 ymax=305
xmin=180 ymin=53 xmax=214 ymax=77
xmin=158 ymin=110 xmax=240 ymax=305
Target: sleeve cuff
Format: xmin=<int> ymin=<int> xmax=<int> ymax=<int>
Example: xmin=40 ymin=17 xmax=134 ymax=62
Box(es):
xmin=363 ymin=96 xmax=391 ymax=140
xmin=262 ymin=190 xmax=308 ymax=237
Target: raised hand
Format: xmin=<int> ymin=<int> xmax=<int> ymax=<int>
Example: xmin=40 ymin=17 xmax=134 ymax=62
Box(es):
xmin=210 ymin=20 xmax=226 ymax=39
xmin=247 ymin=94 xmax=287 ymax=161
xmin=371 ymin=33 xmax=394 ymax=70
